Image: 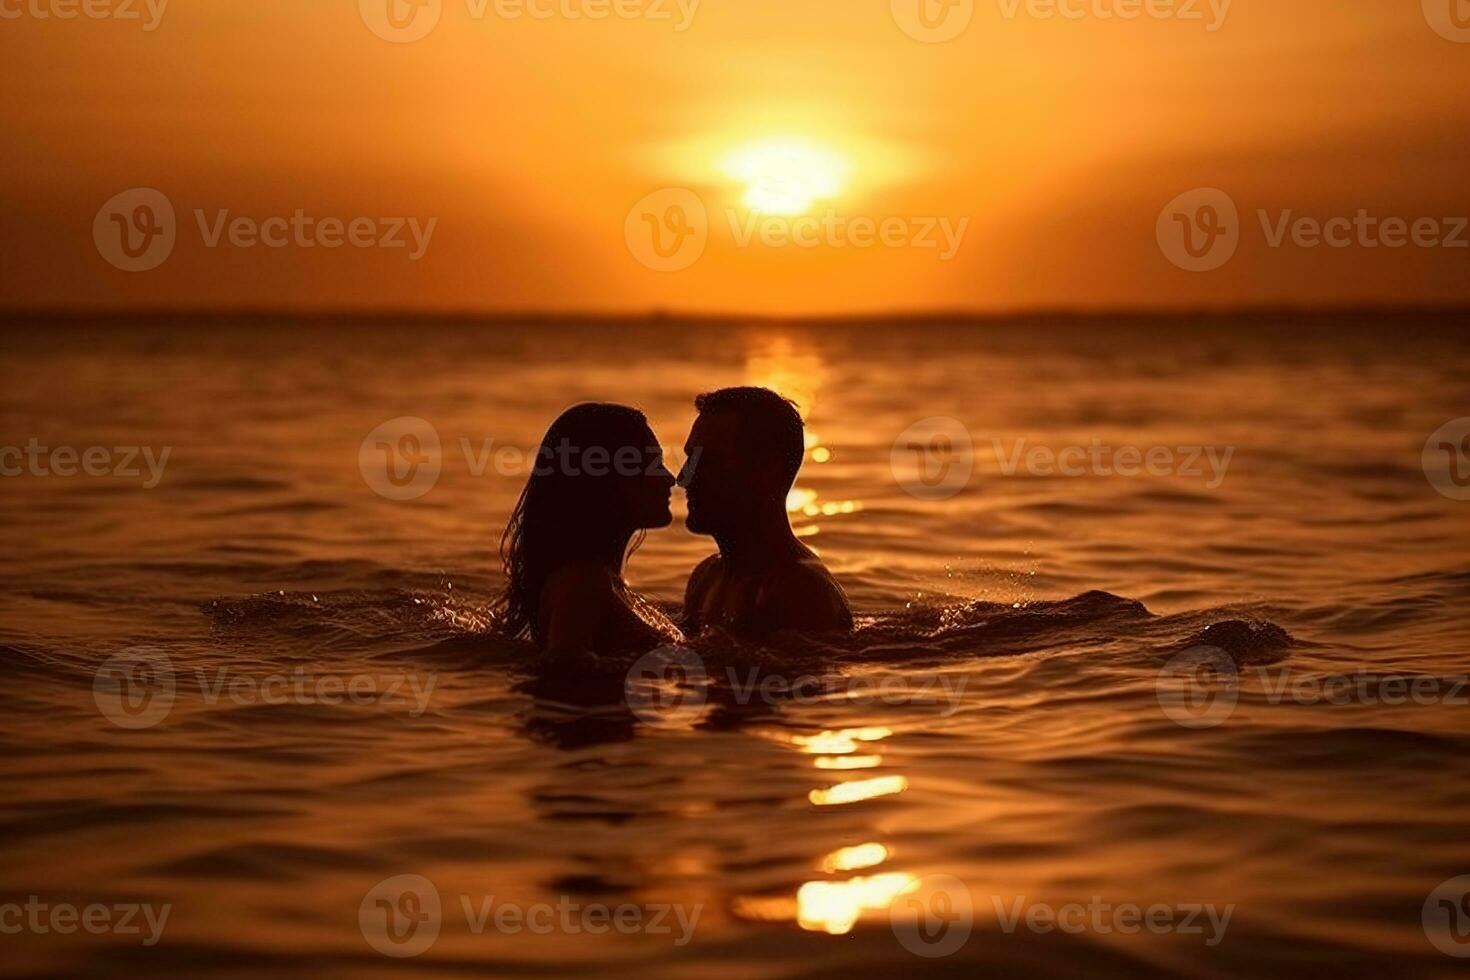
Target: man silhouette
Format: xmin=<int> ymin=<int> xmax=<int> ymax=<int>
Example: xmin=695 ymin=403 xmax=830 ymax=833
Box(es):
xmin=678 ymin=387 xmax=853 ymax=637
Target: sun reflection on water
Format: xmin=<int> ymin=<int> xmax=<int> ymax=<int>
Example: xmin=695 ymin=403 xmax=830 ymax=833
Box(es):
xmin=733 ymin=726 xmax=917 ymax=935
xmin=795 ymin=873 xmax=918 ymax=935
xmin=809 ymin=774 xmax=909 ymax=806
xmin=747 ymin=335 xmax=862 ymax=532
xmin=819 ymin=842 xmax=889 ymax=872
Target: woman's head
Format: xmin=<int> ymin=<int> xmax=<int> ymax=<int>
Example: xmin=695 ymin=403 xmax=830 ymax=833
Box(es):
xmin=496 ymin=403 xmax=674 ymax=641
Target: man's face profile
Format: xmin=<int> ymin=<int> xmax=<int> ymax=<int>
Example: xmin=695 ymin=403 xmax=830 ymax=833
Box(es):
xmin=681 ymin=411 xmax=752 ymax=535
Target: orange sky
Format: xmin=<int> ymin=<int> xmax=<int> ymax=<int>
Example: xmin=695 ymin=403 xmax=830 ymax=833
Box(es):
xmin=3 ymin=0 xmax=1468 ymax=315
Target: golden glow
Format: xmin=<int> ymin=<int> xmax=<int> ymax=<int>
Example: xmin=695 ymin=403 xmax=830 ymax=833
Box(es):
xmin=792 ymin=727 xmax=893 ymax=755
xmin=730 ymin=895 xmax=797 ymax=923
xmin=787 ymin=487 xmax=818 ymax=514
xmin=811 ymin=447 xmax=831 ymax=463
xmin=731 ymin=725 xmax=912 ymax=934
xmin=721 ymin=139 xmax=849 ymax=216
xmin=795 ymin=873 xmax=918 ymax=934
xmin=819 ymin=842 xmax=889 ymax=873
xmin=809 ymin=775 xmax=909 ymax=806
xmin=814 ymin=754 xmax=882 ymax=770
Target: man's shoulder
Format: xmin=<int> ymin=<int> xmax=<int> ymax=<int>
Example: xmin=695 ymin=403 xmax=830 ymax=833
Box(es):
xmin=759 ymin=554 xmax=853 ymax=632
xmin=686 ymin=554 xmax=724 ymax=593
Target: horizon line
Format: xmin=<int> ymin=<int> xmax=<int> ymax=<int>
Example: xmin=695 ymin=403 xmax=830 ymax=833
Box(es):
xmin=4 ymin=302 xmax=1470 ymax=326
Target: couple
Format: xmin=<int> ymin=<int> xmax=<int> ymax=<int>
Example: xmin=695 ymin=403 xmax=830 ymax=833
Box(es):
xmin=494 ymin=386 xmax=852 ymax=657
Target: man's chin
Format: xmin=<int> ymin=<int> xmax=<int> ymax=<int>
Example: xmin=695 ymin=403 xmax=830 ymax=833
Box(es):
xmin=684 ymin=512 xmax=713 ymax=536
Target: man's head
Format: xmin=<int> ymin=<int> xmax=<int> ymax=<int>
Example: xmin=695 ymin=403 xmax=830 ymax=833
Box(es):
xmin=679 ymin=386 xmax=805 ymax=536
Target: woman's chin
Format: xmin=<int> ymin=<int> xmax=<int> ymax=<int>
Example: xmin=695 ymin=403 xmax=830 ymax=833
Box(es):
xmin=645 ymin=508 xmax=674 ymax=529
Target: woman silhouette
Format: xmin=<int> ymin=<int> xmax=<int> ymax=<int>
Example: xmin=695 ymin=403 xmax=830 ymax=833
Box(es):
xmin=495 ymin=403 xmax=683 ymax=657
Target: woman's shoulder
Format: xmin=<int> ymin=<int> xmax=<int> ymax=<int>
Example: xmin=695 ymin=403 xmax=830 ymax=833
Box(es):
xmin=539 ymin=560 xmax=620 ymax=605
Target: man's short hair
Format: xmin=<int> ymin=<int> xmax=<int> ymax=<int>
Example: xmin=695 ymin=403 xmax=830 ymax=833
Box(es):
xmin=694 ymin=386 xmax=805 ymax=486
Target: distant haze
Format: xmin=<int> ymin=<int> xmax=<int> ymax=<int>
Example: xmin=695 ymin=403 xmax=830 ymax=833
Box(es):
xmin=3 ymin=0 xmax=1468 ymax=315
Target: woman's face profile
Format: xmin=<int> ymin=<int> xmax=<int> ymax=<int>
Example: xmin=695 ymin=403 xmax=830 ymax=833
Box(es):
xmin=610 ymin=423 xmax=675 ymax=531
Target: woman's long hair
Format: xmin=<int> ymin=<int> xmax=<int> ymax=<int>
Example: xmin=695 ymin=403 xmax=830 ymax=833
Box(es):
xmin=494 ymin=403 xmax=652 ymax=643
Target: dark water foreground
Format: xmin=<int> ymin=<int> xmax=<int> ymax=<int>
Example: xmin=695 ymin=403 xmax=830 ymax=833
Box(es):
xmin=1 ymin=315 xmax=1469 ymax=978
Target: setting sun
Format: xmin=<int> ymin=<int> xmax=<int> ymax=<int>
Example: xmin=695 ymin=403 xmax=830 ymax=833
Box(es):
xmin=721 ymin=139 xmax=850 ymax=215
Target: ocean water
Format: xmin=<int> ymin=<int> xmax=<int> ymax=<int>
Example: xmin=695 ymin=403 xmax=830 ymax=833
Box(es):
xmin=2 ymin=314 xmax=1469 ymax=978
